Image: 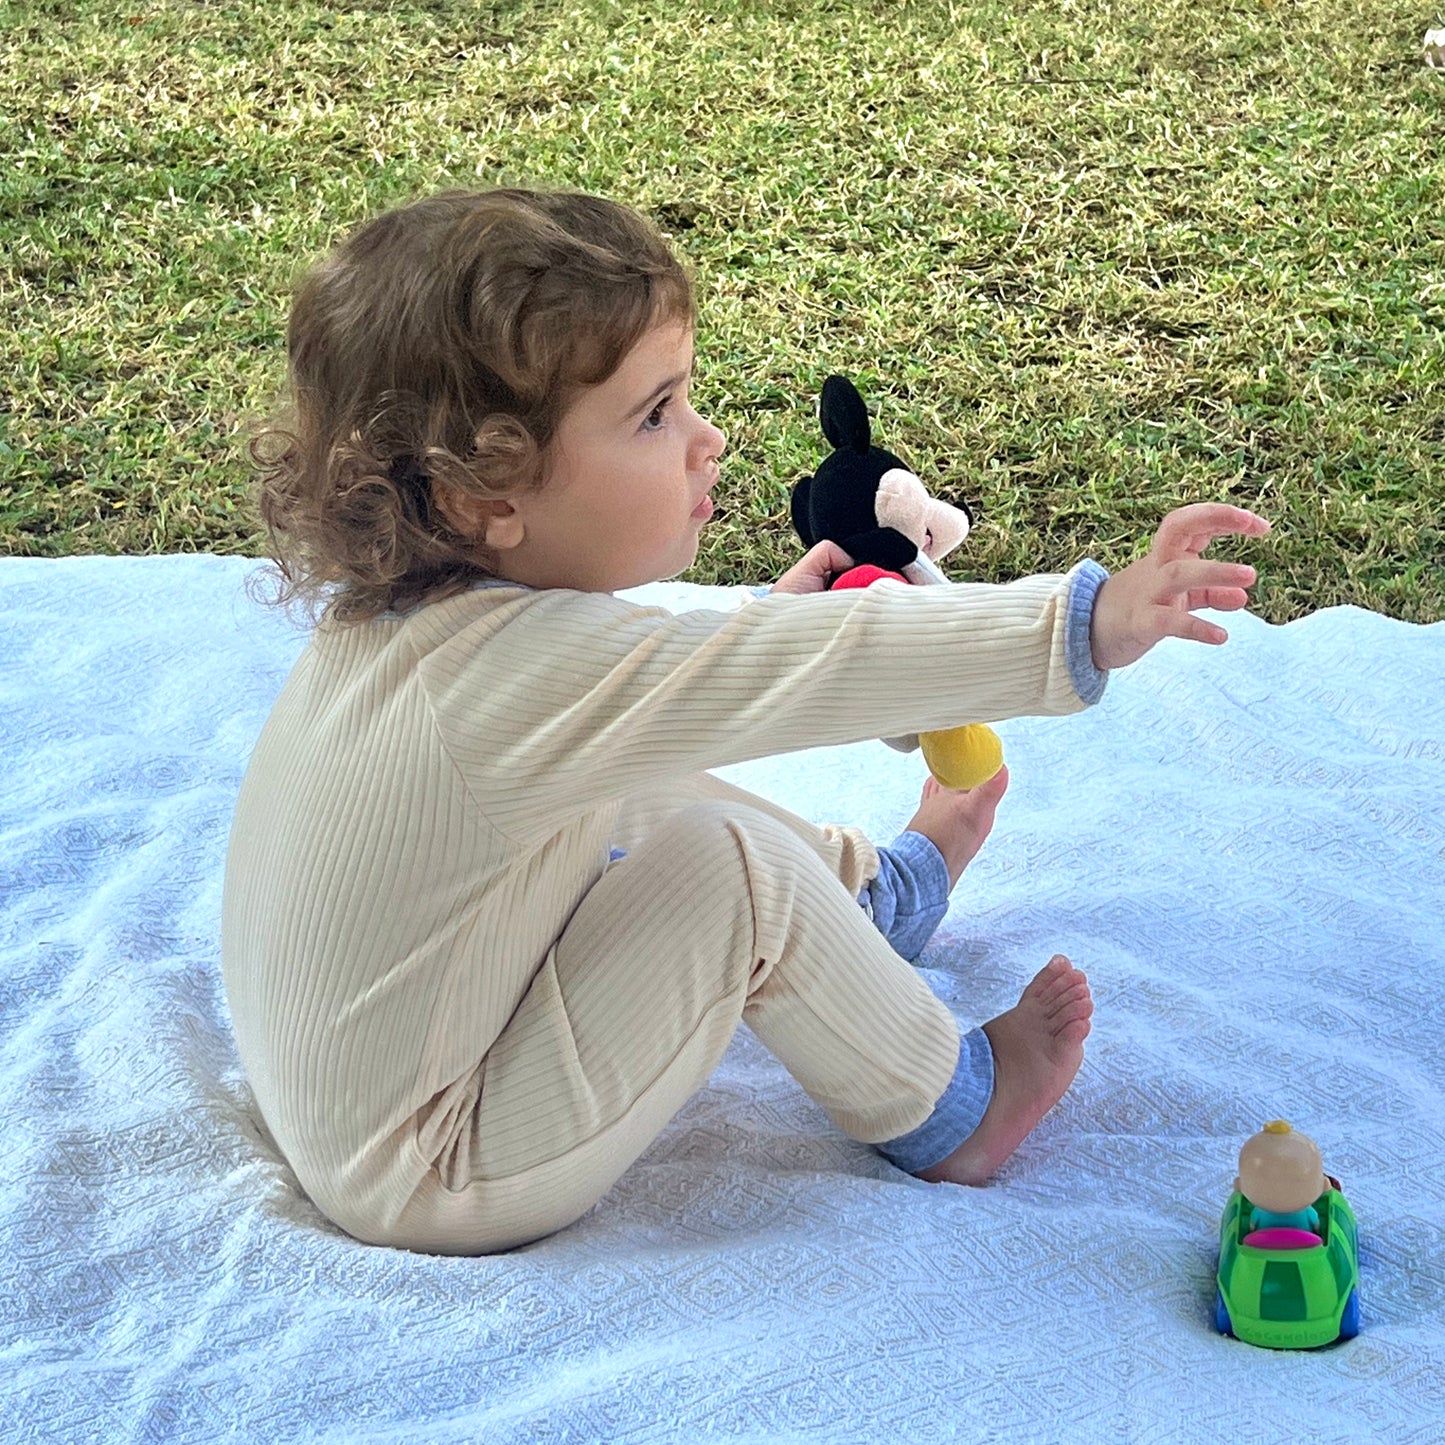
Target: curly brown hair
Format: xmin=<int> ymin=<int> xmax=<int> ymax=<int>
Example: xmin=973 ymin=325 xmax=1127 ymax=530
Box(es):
xmin=251 ymin=188 xmax=696 ymax=623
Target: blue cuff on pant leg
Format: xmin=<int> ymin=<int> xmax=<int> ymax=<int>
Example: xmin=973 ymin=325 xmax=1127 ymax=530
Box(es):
xmin=857 ymin=830 xmax=951 ymax=962
xmin=875 ymin=1025 xmax=995 ymax=1174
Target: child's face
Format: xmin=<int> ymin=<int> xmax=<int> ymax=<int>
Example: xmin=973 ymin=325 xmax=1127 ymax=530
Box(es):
xmin=488 ymin=320 xmax=726 ymax=592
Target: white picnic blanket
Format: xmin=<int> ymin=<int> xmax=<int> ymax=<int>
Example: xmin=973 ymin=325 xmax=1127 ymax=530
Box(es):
xmin=2 ymin=555 xmax=1443 ymax=1444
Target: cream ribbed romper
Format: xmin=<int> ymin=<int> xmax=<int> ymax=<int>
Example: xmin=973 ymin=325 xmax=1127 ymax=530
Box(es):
xmin=222 ymin=569 xmax=1096 ymax=1253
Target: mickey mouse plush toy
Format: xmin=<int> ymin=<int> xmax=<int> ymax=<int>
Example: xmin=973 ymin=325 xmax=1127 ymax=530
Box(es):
xmin=790 ymin=374 xmax=1005 ymax=790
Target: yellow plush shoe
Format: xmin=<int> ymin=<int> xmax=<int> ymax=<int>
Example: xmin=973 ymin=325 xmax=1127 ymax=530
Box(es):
xmin=918 ymin=723 xmax=1005 ymax=791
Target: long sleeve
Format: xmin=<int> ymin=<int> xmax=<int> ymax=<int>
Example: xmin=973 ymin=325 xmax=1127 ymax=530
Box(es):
xmin=408 ymin=566 xmax=1097 ymax=840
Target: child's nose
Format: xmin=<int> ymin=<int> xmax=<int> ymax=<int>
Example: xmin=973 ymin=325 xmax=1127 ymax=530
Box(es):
xmin=700 ymin=417 xmax=726 ymax=461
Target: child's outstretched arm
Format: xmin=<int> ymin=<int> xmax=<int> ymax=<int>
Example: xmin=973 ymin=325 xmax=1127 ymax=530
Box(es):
xmin=416 ymin=566 xmax=1095 ymax=839
xmin=1089 ymin=503 xmax=1271 ymax=670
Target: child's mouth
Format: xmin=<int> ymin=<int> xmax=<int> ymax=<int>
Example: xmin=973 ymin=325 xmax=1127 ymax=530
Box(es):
xmin=691 ymin=494 xmax=714 ymax=520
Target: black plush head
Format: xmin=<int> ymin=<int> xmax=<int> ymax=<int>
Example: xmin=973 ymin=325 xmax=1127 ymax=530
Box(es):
xmin=790 ymin=375 xmax=973 ymax=575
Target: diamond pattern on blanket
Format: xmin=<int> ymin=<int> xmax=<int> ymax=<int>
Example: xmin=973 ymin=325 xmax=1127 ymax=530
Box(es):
xmin=2 ymin=558 xmax=1443 ymax=1444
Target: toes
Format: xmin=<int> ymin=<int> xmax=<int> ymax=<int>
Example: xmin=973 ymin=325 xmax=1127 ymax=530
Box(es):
xmin=1028 ymin=955 xmax=1079 ymax=993
xmin=1040 ymin=972 xmax=1092 ymax=1015
xmin=1044 ymin=979 xmax=1093 ymax=1020
xmin=1024 ymin=957 xmax=1092 ymax=1029
xmin=979 ymin=763 xmax=1010 ymax=803
xmin=967 ymin=766 xmax=1009 ymax=809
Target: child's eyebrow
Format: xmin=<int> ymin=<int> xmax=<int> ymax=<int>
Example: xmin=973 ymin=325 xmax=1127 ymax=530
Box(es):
xmin=624 ymin=371 xmax=690 ymax=421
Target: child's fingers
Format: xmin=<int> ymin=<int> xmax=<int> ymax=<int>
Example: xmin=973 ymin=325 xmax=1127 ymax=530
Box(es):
xmin=1160 ymin=608 xmax=1231 ymax=645
xmin=771 ymin=539 xmax=856 ymax=594
xmin=1155 ymin=504 xmax=1271 ymax=557
xmin=1187 ymin=586 xmax=1252 ymax=613
xmin=806 ymin=539 xmax=854 ymax=572
xmin=1156 ymin=558 xmax=1258 ymax=600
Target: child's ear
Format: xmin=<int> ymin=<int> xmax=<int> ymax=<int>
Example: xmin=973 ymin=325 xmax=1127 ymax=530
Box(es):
xmin=432 ymin=479 xmax=480 ymax=535
xmin=434 ymin=483 xmax=524 ymax=550
xmin=477 ymin=500 xmax=524 ymax=550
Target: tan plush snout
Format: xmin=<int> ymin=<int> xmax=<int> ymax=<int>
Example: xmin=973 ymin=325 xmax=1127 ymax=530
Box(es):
xmin=874 ymin=469 xmax=971 ymax=562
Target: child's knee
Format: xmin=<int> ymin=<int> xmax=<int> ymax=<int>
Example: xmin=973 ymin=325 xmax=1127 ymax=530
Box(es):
xmin=643 ymin=800 xmax=865 ymax=986
xmin=627 ymin=801 xmax=821 ymax=971
xmin=642 ymin=799 xmax=792 ymax=871
xmin=646 ymin=799 xmax=829 ymax=905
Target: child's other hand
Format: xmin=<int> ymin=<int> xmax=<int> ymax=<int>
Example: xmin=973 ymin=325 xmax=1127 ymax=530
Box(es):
xmin=1091 ymin=503 xmax=1271 ymax=670
xmin=770 ymin=540 xmax=855 ymax=595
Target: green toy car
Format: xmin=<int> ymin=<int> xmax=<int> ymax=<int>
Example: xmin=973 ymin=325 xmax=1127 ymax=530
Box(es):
xmin=1214 ymin=1179 xmax=1361 ymax=1349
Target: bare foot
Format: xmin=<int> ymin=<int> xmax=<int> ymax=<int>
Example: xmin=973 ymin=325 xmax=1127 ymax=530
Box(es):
xmin=917 ymin=954 xmax=1093 ymax=1186
xmin=904 ymin=765 xmax=1010 ymax=891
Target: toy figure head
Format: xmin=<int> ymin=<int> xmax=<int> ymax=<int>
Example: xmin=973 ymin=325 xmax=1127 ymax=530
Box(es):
xmin=790 ymin=375 xmax=973 ymax=575
xmin=1235 ymin=1120 xmax=1328 ymax=1214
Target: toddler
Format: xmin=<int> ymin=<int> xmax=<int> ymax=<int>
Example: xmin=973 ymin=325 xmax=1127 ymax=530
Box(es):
xmin=222 ymin=188 xmax=1268 ymax=1254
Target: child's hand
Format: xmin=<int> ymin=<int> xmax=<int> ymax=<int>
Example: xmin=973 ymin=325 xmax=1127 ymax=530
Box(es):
xmin=1091 ymin=503 xmax=1271 ymax=670
xmin=770 ymin=540 xmax=855 ymax=595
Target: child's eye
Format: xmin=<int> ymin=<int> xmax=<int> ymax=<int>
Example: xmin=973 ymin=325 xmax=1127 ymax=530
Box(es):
xmin=642 ymin=397 xmax=671 ymax=432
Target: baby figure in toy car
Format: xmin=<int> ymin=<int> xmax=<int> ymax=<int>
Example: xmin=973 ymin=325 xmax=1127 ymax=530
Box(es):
xmin=1215 ymin=1120 xmax=1360 ymax=1346
xmin=1236 ymin=1120 xmax=1331 ymax=1235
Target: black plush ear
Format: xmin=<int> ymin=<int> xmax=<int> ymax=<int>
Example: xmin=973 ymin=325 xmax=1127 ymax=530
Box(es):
xmin=819 ymin=375 xmax=870 ymax=453
xmin=790 ymin=474 xmax=817 ymax=546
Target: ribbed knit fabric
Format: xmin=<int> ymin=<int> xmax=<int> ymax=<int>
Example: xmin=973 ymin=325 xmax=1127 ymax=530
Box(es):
xmin=221 ymin=567 xmax=1100 ymax=1252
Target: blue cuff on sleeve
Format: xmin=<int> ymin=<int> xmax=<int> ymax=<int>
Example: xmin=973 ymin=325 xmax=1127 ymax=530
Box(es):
xmin=875 ymin=1026 xmax=996 ymax=1174
xmin=1064 ymin=560 xmax=1110 ymax=706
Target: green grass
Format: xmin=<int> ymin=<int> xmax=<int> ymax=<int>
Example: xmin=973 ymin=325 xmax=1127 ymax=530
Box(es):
xmin=2 ymin=0 xmax=1443 ymax=622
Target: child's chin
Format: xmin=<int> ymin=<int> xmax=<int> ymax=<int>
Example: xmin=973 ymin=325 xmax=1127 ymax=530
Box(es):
xmin=664 ymin=543 xmax=702 ymax=581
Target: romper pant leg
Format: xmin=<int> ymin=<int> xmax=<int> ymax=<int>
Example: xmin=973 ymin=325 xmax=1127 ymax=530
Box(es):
xmin=618 ymin=772 xmax=953 ymax=961
xmin=392 ymin=799 xmax=960 ymax=1253
xmin=611 ymin=770 xmax=882 ymax=898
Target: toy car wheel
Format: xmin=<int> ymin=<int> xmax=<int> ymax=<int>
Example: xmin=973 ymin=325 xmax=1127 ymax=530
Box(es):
xmin=1214 ymin=1289 xmax=1233 ymax=1336
xmin=1338 ymin=1288 xmax=1360 ymax=1341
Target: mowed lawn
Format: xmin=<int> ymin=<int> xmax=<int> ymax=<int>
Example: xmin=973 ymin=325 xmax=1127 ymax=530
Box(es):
xmin=2 ymin=0 xmax=1442 ymax=622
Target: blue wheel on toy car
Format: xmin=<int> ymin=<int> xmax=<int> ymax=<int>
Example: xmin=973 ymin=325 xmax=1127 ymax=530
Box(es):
xmin=1338 ymin=1288 xmax=1360 ymax=1340
xmin=1214 ymin=1289 xmax=1232 ymax=1336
